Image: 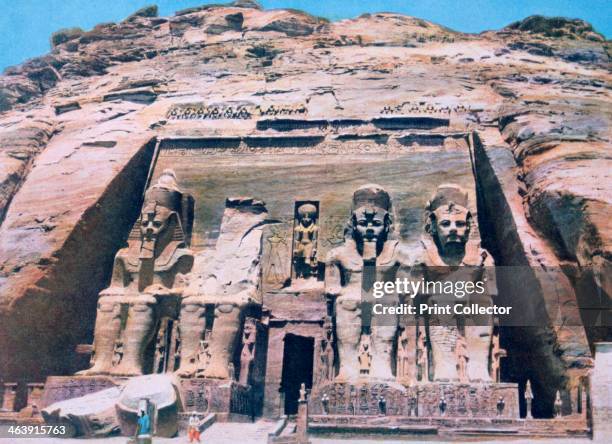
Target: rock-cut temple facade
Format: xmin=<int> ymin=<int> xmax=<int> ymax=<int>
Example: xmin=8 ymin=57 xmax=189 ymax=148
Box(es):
xmin=0 ymin=1 xmax=610 ymax=441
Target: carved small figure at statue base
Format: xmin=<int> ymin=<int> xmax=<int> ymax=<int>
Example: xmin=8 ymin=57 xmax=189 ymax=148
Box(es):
xmin=456 ymin=334 xmax=468 ymax=383
xmin=554 ymin=390 xmax=562 ymax=418
xmin=416 ymin=326 xmax=429 ymax=382
xmin=396 ymin=328 xmax=415 ymax=384
xmin=359 ymin=335 xmax=372 ymax=376
xmin=491 ymin=324 xmax=507 ymax=382
xmin=316 ymin=318 xmax=335 ymax=384
xmin=112 ymin=341 xmax=123 ymax=368
xmin=239 ymin=319 xmax=257 ymax=385
xmin=195 ymin=340 xmax=211 ymax=378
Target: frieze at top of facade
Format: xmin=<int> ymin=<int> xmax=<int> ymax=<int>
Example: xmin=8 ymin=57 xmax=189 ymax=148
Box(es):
xmin=165 ymin=101 xmax=474 ymax=121
xmin=166 ymin=103 xmax=308 ymax=120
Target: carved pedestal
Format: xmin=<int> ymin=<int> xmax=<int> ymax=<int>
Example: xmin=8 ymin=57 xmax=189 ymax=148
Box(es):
xmin=178 ymin=378 xmax=253 ymax=417
xmin=309 ymin=382 xmax=410 ymax=416
xmin=416 ymin=383 xmax=519 ymax=418
xmin=39 ymin=376 xmax=119 ymax=409
xmin=308 ymin=382 xmax=519 ymax=419
xmin=0 ymin=383 xmax=18 ymax=412
xmin=18 ymin=383 xmax=45 ymax=417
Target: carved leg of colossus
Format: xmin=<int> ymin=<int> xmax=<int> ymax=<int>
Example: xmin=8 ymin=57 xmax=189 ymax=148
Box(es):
xmin=466 ymin=294 xmax=493 ymax=382
xmin=203 ymin=303 xmax=242 ymax=380
xmin=370 ymin=291 xmax=398 ymax=381
xmin=112 ymin=296 xmax=156 ymax=376
xmin=428 ymin=294 xmax=459 ymax=382
xmin=176 ymin=297 xmax=206 ymax=377
xmin=429 ymin=325 xmax=459 ymax=381
xmin=334 ymin=297 xmax=361 ymax=382
xmin=77 ymin=296 xmax=122 ymax=375
xmin=370 ymin=325 xmax=397 ymax=381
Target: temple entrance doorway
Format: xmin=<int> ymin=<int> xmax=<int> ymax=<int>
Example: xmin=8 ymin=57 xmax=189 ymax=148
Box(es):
xmin=281 ymin=334 xmax=314 ymax=415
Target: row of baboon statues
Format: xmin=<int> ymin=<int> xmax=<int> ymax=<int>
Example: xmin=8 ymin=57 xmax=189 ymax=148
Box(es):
xmin=166 ymin=103 xmax=308 ymax=120
xmin=80 ymin=169 xmax=501 ymax=384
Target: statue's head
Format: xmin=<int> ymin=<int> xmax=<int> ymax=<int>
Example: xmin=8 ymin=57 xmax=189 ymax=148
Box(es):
xmin=243 ymin=318 xmax=256 ymax=337
xmin=297 ymin=203 xmax=317 ymax=228
xmin=350 ymin=184 xmax=392 ymax=254
xmin=140 ymin=203 xmax=172 ymax=241
xmin=139 ymin=169 xmax=185 ymax=258
xmin=425 ymin=184 xmax=472 ymax=253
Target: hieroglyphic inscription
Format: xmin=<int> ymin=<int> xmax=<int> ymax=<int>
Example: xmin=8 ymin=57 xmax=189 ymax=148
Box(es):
xmin=39 ymin=377 xmax=118 ymax=409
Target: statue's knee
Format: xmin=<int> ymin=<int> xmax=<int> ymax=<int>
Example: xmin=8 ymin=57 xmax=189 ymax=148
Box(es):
xmin=216 ymin=303 xmax=238 ymax=315
xmin=130 ymin=302 xmax=154 ymax=313
xmin=181 ymin=301 xmax=205 ymax=315
xmin=372 ymin=326 xmax=396 ymax=341
xmin=97 ymin=296 xmax=120 ymax=312
xmin=97 ymin=302 xmax=117 ymax=313
xmin=337 ymin=298 xmax=360 ymax=312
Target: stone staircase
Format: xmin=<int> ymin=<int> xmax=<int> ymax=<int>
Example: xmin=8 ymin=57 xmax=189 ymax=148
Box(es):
xmin=200 ymin=419 xmax=279 ymax=444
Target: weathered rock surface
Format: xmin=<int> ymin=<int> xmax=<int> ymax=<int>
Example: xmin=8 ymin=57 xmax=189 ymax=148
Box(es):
xmin=0 ymin=1 xmax=609 ymax=415
xmin=41 ymin=386 xmax=122 ymax=437
xmin=41 ymin=373 xmax=180 ymax=437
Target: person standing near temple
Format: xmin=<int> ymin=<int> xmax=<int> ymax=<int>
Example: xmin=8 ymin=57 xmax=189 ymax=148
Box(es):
xmin=136 ymin=408 xmax=152 ymax=444
xmin=188 ymin=412 xmax=201 ymax=443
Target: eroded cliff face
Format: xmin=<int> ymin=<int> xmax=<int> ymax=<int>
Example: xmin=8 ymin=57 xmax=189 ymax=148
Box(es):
xmin=0 ymin=1 xmax=609 ymax=412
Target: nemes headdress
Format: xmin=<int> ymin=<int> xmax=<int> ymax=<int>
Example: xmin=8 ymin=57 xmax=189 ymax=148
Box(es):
xmin=352 ymin=184 xmax=391 ymax=213
xmin=425 ymin=184 xmax=471 ymax=235
xmin=144 ymin=169 xmax=183 ymax=213
xmin=130 ymin=169 xmax=194 ymax=246
xmin=426 ymin=184 xmax=469 ymax=213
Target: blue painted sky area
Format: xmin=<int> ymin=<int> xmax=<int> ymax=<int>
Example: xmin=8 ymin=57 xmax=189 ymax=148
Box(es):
xmin=0 ymin=0 xmax=610 ymax=72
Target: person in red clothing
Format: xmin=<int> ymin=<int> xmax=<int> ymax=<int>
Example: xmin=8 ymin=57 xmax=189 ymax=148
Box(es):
xmin=187 ymin=412 xmax=201 ymax=443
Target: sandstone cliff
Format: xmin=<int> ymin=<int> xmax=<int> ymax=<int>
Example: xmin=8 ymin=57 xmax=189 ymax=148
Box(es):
xmin=0 ymin=1 xmax=609 ymax=417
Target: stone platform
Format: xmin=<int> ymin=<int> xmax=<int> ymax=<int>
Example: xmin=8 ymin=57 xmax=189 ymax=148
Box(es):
xmin=308 ymin=415 xmax=590 ymax=439
xmin=39 ymin=375 xmax=120 ymax=409
xmin=309 ymin=382 xmax=519 ymax=419
xmin=178 ymin=378 xmax=253 ymax=416
xmin=37 ymin=375 xmax=253 ymax=417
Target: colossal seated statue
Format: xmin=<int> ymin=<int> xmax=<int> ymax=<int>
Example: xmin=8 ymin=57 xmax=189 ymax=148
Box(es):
xmin=79 ymin=170 xmax=194 ymax=376
xmin=177 ymin=198 xmax=268 ymax=380
xmin=325 ymin=185 xmax=406 ymax=382
xmin=411 ymin=184 xmax=497 ymax=382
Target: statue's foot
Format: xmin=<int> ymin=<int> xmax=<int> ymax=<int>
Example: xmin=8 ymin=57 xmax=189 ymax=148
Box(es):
xmin=397 ymin=377 xmax=416 ymax=386
xmin=203 ymin=364 xmax=230 ymax=380
xmin=369 ymin=373 xmax=395 ymax=382
xmin=175 ymin=364 xmax=197 ymax=378
xmin=368 ymin=365 xmax=395 ymax=381
xmin=334 ymin=370 xmax=354 ymax=383
xmin=110 ymin=364 xmax=143 ymax=377
xmin=469 ymin=376 xmax=493 ymax=383
xmin=76 ymin=365 xmax=110 ymax=376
